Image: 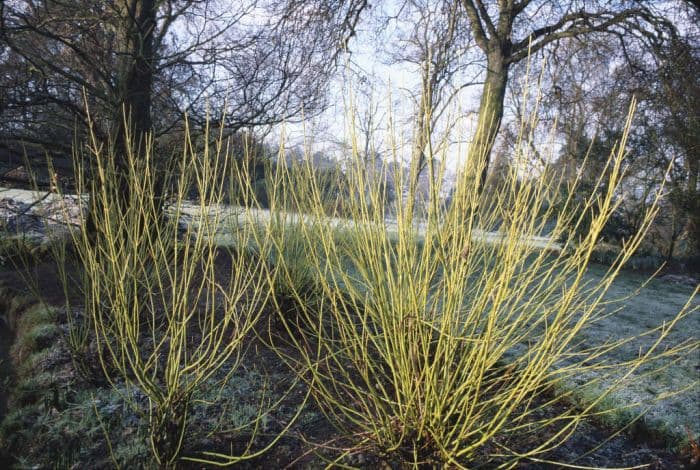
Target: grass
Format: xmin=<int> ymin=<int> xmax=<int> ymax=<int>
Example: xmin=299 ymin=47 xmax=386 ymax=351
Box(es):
xmin=564 ymin=266 xmax=699 ymax=441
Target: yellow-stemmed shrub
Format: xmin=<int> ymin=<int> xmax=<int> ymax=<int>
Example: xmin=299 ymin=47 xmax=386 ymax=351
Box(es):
xmin=262 ymin=100 xmax=698 ymax=468
xmin=50 ymin=119 xmax=280 ymax=468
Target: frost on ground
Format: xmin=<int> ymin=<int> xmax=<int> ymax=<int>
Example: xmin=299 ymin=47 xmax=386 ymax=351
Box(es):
xmin=0 ymin=188 xmax=83 ymax=237
xmin=571 ymin=265 xmax=699 ymax=442
xmin=0 ymin=187 xmax=697 ymax=444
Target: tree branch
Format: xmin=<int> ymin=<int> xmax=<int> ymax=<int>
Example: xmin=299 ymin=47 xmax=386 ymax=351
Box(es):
xmin=459 ymin=0 xmax=490 ymax=50
xmin=509 ymin=8 xmax=668 ymax=64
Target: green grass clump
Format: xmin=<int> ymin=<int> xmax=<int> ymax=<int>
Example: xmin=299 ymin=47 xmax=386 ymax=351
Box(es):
xmin=16 ymin=303 xmax=56 ymax=328
xmin=0 ymin=407 xmax=43 ymax=454
xmin=0 ymin=382 xmax=153 ymax=468
xmin=9 ymin=304 xmax=59 ymax=363
xmin=11 ymin=323 xmax=60 ymax=358
xmin=11 ymin=371 xmax=58 ymax=407
xmin=0 ymin=287 xmax=33 ymax=333
xmin=15 ymin=348 xmax=56 ymax=377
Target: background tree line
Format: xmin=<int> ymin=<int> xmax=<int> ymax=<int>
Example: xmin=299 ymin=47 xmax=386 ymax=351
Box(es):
xmin=1 ymin=0 xmax=698 ymax=270
xmin=363 ymin=0 xmax=698 ymax=270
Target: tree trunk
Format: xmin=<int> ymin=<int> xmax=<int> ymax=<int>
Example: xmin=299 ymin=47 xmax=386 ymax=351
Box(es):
xmin=410 ymin=87 xmax=432 ymax=216
xmin=684 ymin=153 xmax=699 ymax=256
xmin=87 ymin=0 xmax=158 ymax=240
xmin=412 ymin=91 xmax=431 ymax=191
xmin=113 ymin=0 xmax=156 ymax=158
xmin=473 ymin=52 xmax=508 ymax=193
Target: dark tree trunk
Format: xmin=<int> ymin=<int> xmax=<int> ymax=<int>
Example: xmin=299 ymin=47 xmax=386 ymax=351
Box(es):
xmin=113 ymin=0 xmax=156 ymax=160
xmin=684 ymin=155 xmax=699 ymax=256
xmin=473 ymin=52 xmax=508 ymax=193
xmin=87 ymin=0 xmax=158 ymax=241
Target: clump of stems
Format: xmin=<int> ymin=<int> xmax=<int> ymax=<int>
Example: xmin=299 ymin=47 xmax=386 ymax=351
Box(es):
xmin=263 ymin=100 xmax=697 ymax=467
xmin=49 ymin=119 xmax=283 ymax=468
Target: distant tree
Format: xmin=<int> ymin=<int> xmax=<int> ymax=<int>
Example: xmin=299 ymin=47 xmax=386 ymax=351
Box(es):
xmin=650 ymin=36 xmax=700 ymax=257
xmin=383 ymin=0 xmax=471 ymax=188
xmin=454 ymin=0 xmax=677 ymax=190
xmin=333 ymin=69 xmax=397 ymax=214
xmin=0 ymin=0 xmax=369 ymax=157
xmin=538 ymin=15 xmax=699 ymax=260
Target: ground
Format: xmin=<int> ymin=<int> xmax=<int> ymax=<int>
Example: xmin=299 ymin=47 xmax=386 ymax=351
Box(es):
xmin=0 ymin=251 xmax=698 ymax=469
xmin=0 ymin=187 xmax=698 ymax=468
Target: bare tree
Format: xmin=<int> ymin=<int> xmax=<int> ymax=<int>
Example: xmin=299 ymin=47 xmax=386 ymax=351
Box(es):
xmin=652 ymin=36 xmax=700 ymax=257
xmin=456 ymin=0 xmax=677 ymax=190
xmin=532 ymin=20 xmax=699 ymax=260
xmin=381 ymin=0 xmax=477 ymax=191
xmin=0 ymin=0 xmax=370 ymax=157
xmin=1 ymin=0 xmax=370 ymax=239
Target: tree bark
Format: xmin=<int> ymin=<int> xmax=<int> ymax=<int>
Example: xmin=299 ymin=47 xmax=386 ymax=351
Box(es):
xmin=113 ymin=0 xmax=156 ymax=159
xmin=87 ymin=0 xmax=158 ymax=240
xmin=473 ymin=52 xmax=508 ymax=192
xmin=411 ymin=70 xmax=434 ymax=199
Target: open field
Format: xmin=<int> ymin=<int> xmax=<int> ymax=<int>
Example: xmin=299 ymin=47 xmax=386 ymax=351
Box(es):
xmin=547 ymin=265 xmax=698 ymax=440
xmin=0 ymin=187 xmax=562 ymax=251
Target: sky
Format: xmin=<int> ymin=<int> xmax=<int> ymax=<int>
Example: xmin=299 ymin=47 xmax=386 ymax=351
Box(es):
xmin=272 ymin=1 xmax=485 ymax=176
